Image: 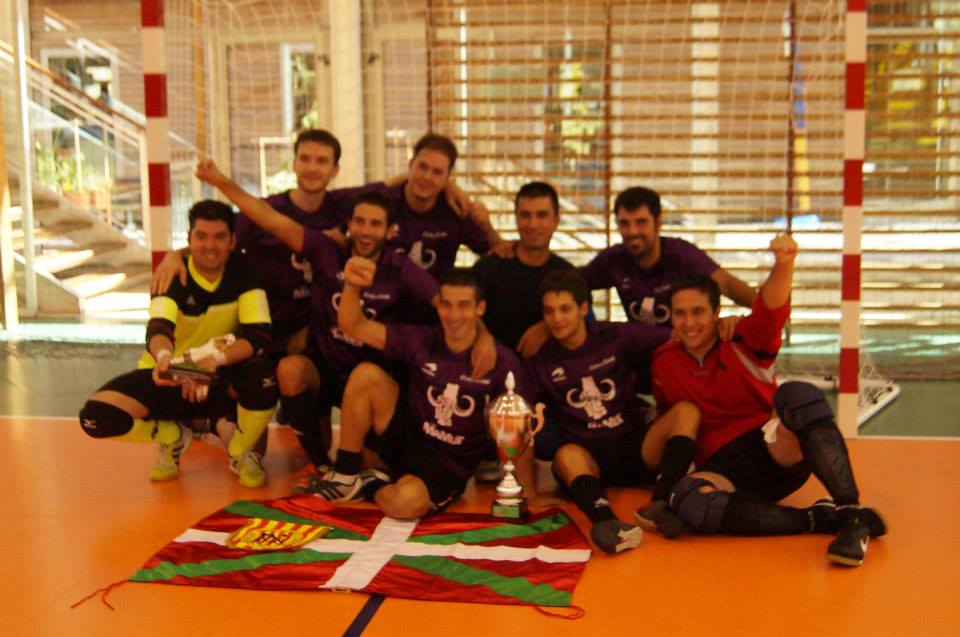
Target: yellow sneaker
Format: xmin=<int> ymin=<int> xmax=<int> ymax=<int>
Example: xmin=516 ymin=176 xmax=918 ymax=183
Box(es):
xmin=230 ymin=450 xmax=266 ymax=488
xmin=149 ymin=424 xmax=192 ymax=481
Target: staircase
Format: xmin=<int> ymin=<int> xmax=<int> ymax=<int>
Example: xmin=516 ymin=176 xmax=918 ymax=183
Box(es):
xmin=9 ymin=176 xmax=151 ymax=319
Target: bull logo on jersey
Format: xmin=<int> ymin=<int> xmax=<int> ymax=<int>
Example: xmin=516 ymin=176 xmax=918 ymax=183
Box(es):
xmin=331 ymin=292 xmax=377 ymax=319
xmin=426 ymin=382 xmax=475 ymax=427
xmin=397 ymin=240 xmax=437 ymax=270
xmin=290 ymin=254 xmax=314 ymax=283
xmin=628 ymin=296 xmax=670 ymax=325
xmin=566 ymin=376 xmax=616 ymax=420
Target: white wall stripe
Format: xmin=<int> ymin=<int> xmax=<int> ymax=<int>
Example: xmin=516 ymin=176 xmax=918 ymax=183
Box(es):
xmin=840 ymin=300 xmax=861 ymax=348
xmin=141 ymin=27 xmax=166 ymax=74
xmin=845 ymin=12 xmax=867 ymax=63
xmin=145 ymin=118 xmax=171 ymax=163
xmin=843 ymin=110 xmax=865 ymax=160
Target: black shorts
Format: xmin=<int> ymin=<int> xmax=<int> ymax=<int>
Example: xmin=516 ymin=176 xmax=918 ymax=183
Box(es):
xmin=100 ymin=368 xmax=237 ymax=421
xmin=369 ymin=399 xmax=468 ymax=513
xmin=699 ymin=428 xmax=811 ymax=502
xmin=559 ymin=426 xmax=659 ymax=487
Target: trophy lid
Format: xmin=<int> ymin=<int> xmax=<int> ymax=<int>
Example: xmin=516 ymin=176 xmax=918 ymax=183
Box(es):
xmin=488 ymin=371 xmax=531 ymax=417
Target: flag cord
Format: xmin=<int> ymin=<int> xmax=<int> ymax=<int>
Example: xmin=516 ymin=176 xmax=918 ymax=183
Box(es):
xmin=70 ymin=578 xmax=129 ymax=611
xmin=534 ymin=604 xmax=585 ymax=619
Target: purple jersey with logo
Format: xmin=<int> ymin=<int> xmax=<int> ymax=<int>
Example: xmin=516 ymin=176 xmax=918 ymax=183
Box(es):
xmin=300 ymin=228 xmax=438 ymax=374
xmin=234 ymin=191 xmax=351 ymax=353
xmin=581 ymin=237 xmax=719 ymax=325
xmin=384 ymin=324 xmax=534 ymax=479
xmin=382 ymin=182 xmax=490 ymax=279
xmin=526 ymin=321 xmax=670 ymax=445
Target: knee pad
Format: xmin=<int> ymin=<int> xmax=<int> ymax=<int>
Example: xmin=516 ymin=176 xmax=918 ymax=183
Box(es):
xmin=233 ymin=357 xmax=279 ymax=410
xmin=773 ymin=381 xmax=834 ymax=433
xmin=669 ymin=476 xmax=731 ymax=533
xmin=79 ymin=400 xmax=133 ymax=438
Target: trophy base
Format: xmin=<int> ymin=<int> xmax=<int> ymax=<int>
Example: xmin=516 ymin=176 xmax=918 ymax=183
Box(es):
xmin=491 ymin=498 xmax=527 ymax=520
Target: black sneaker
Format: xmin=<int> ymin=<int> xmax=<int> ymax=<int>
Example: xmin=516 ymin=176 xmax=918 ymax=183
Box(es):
xmin=827 ymin=509 xmax=875 ymax=566
xmin=809 ymin=499 xmax=887 ymax=538
xmin=308 ymin=469 xmax=391 ymax=502
xmin=590 ymin=520 xmax=643 ymax=554
xmin=634 ymin=500 xmax=686 ymax=539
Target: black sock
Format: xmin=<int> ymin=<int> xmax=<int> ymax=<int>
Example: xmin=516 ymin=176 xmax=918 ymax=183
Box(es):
xmin=652 ymin=436 xmax=697 ymax=501
xmin=799 ymin=419 xmax=860 ymax=506
xmin=282 ymin=390 xmax=328 ymax=467
xmin=717 ymin=492 xmax=812 ymax=536
xmin=333 ymin=450 xmax=362 ymax=476
xmin=568 ymin=475 xmax=616 ymax=523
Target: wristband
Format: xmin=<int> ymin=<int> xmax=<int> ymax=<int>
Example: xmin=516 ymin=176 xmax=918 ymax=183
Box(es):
xmin=155 ymin=348 xmax=173 ymax=364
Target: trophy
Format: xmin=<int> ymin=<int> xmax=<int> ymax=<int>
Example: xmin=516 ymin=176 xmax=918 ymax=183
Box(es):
xmin=488 ymin=371 xmax=544 ymax=519
xmin=159 ymin=334 xmax=236 ymax=385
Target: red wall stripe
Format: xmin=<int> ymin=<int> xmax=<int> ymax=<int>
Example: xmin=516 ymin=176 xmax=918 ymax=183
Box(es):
xmin=141 ymin=0 xmax=164 ymax=27
xmin=843 ymin=160 xmax=863 ymax=206
xmin=143 ymin=75 xmax=168 ymax=118
xmin=845 ymin=63 xmax=865 ymax=110
xmin=839 ymin=348 xmax=860 ymax=393
xmin=847 ymin=0 xmax=867 ymax=12
xmin=147 ymin=163 xmax=171 ymax=207
xmin=841 ymin=254 xmax=861 ymax=301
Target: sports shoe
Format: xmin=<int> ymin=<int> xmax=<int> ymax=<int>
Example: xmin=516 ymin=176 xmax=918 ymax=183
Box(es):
xmin=150 ymin=423 xmax=192 ymax=481
xmin=826 ymin=508 xmax=877 ymax=566
xmin=808 ymin=499 xmax=888 ymax=538
xmin=291 ymin=463 xmax=331 ymax=493
xmin=229 ymin=450 xmax=267 ymax=488
xmin=634 ymin=500 xmax=686 ymax=539
xmin=473 ymin=459 xmax=503 ymax=483
xmin=590 ymin=519 xmax=644 ymax=554
xmin=308 ymin=468 xmax=390 ymax=502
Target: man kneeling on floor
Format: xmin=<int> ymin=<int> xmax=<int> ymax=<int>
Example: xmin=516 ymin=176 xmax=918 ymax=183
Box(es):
xmin=313 ymin=262 xmax=535 ymax=519
xmin=652 ymin=234 xmax=887 ymax=566
xmin=78 ymin=200 xmax=277 ymax=487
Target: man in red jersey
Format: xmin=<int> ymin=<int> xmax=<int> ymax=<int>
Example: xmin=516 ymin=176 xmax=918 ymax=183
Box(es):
xmin=651 ymin=235 xmax=886 ymax=566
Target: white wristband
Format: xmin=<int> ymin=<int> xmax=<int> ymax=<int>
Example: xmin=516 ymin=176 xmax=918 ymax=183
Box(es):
xmin=211 ymin=349 xmax=228 ymax=365
xmin=155 ymin=348 xmax=173 ymax=364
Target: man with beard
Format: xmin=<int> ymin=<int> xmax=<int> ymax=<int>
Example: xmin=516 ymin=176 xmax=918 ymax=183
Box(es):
xmin=581 ymin=186 xmax=755 ymax=327
xmin=195 ymin=160 xmax=439 ymax=475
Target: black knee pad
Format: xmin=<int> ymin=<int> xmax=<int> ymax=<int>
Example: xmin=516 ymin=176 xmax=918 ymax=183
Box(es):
xmin=669 ymin=476 xmax=731 ymax=533
xmin=79 ymin=400 xmax=134 ymax=438
xmin=773 ymin=381 xmax=834 ymax=433
xmin=233 ymin=357 xmax=279 ymax=410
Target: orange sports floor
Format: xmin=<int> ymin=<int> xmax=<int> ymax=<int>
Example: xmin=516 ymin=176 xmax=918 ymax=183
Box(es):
xmin=3 ymin=416 xmax=958 ymax=637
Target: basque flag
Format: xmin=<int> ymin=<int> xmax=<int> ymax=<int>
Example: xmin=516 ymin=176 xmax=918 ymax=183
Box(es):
xmin=131 ymin=496 xmax=591 ymax=607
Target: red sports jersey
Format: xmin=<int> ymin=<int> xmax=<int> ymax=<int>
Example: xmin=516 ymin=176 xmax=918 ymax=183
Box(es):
xmin=652 ymin=295 xmax=790 ymax=464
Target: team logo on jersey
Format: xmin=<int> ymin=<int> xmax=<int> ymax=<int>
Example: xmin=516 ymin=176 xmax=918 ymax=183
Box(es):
xmin=426 ymin=382 xmax=476 ymax=427
xmin=331 ymin=292 xmax=377 ymax=319
xmin=421 ymin=362 xmax=438 ymax=376
xmin=397 ymin=241 xmax=437 ymax=270
xmin=551 ymin=367 xmax=567 ymax=382
xmin=566 ymin=376 xmax=616 ymax=420
xmin=81 ymin=418 xmax=96 ymax=430
xmin=628 ymin=296 xmax=670 ymax=325
xmin=290 ymin=254 xmax=314 ymax=283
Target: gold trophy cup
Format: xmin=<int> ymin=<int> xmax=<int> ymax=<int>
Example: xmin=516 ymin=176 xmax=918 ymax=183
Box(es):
xmin=488 ymin=371 xmax=544 ymax=519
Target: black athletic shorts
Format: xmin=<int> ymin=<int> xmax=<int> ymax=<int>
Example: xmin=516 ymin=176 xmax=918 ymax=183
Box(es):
xmin=100 ymin=366 xmax=239 ymax=421
xmin=369 ymin=399 xmax=468 ymax=513
xmin=558 ymin=426 xmax=659 ymax=487
xmin=698 ymin=428 xmax=811 ymax=502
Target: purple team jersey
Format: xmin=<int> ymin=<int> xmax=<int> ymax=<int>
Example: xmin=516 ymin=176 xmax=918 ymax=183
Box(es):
xmin=234 ymin=191 xmax=351 ymax=352
xmin=299 ymin=228 xmax=438 ymax=374
xmin=384 ymin=323 xmax=534 ymax=480
xmin=526 ymin=321 xmax=670 ymax=445
xmin=382 ymin=182 xmax=490 ymax=279
xmin=581 ymin=237 xmax=719 ymax=325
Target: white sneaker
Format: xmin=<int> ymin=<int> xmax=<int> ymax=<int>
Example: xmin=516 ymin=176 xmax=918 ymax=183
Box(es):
xmin=230 ymin=450 xmax=266 ymax=488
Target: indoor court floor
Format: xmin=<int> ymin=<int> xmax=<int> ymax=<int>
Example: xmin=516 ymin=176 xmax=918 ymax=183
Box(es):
xmin=3 ymin=417 xmax=958 ymax=637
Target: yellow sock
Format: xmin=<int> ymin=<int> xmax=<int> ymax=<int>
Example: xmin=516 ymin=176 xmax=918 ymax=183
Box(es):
xmin=228 ymin=406 xmax=273 ymax=457
xmin=155 ymin=420 xmax=181 ymax=444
